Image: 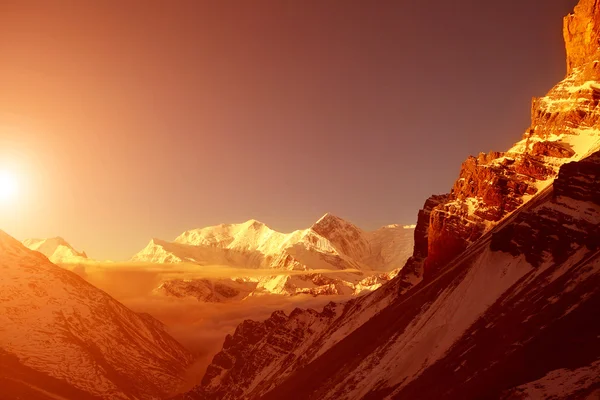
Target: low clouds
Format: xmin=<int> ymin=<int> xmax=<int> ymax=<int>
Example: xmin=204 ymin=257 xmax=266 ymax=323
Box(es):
xmin=59 ymin=260 xmax=352 ymax=386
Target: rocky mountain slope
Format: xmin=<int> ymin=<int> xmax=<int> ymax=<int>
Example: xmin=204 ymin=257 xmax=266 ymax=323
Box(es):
xmin=23 ymin=236 xmax=89 ymax=264
xmin=258 ymin=151 xmax=600 ymax=400
xmin=133 ymin=215 xmax=414 ymax=301
xmin=181 ymin=2 xmax=600 ymax=399
xmin=0 ymin=231 xmax=193 ymax=399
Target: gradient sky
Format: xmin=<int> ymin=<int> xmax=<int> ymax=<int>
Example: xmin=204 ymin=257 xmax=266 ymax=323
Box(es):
xmin=0 ymin=0 xmax=578 ymax=260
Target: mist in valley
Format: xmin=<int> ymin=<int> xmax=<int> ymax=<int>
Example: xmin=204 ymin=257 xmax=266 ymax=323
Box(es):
xmin=63 ymin=261 xmax=354 ymax=387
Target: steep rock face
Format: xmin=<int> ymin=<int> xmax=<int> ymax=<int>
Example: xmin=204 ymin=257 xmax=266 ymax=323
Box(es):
xmin=424 ymin=1 xmax=600 ymax=277
xmin=392 ymin=194 xmax=448 ymax=293
xmin=0 ymin=231 xmax=193 ymax=399
xmin=564 ymin=0 xmax=600 ymax=74
xmin=413 ymin=195 xmax=447 ymax=259
xmin=132 ymin=215 xmax=414 ymax=301
xmin=259 ymin=150 xmax=600 ymax=400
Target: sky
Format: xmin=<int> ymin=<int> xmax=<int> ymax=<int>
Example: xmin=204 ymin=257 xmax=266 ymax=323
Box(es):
xmin=0 ymin=0 xmax=579 ymax=260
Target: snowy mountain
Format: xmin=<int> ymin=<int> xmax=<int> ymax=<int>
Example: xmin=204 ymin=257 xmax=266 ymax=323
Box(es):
xmin=132 ymin=214 xmax=415 ymax=301
xmin=22 ymin=237 xmax=89 ymax=264
xmin=0 ymin=230 xmax=193 ymax=399
xmin=181 ymin=2 xmax=600 ymax=399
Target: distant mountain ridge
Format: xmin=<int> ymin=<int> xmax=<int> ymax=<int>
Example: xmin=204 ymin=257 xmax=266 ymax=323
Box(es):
xmin=132 ymin=214 xmax=415 ymax=301
xmin=22 ymin=237 xmax=89 ymax=264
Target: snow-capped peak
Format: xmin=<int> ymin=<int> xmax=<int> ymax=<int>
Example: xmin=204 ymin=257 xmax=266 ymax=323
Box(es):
xmin=314 ymin=212 xmax=343 ymax=224
xmin=311 ymin=212 xmax=359 ymax=231
xmin=22 ymin=236 xmax=88 ymax=264
xmin=243 ymin=219 xmax=265 ymax=228
xmin=310 ymin=213 xmax=364 ymax=238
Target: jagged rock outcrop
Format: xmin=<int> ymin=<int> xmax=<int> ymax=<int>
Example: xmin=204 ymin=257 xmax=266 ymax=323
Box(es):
xmin=393 ymin=194 xmax=448 ymax=293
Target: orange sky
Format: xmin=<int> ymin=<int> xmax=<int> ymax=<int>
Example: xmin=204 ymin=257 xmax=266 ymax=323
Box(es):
xmin=0 ymin=0 xmax=576 ymax=260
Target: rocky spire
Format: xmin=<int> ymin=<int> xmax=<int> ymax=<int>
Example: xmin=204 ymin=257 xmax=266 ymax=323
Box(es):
xmin=563 ymin=0 xmax=600 ymax=74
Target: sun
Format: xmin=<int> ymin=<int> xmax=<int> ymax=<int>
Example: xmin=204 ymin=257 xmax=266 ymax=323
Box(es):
xmin=0 ymin=170 xmax=18 ymax=203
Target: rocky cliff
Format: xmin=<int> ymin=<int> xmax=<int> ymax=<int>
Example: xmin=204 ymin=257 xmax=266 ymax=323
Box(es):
xmin=564 ymin=0 xmax=600 ymax=74
xmin=423 ymin=0 xmax=600 ymax=277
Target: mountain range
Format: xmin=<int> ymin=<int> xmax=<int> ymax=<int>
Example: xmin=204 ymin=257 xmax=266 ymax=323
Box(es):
xmin=180 ymin=1 xmax=600 ymax=399
xmin=130 ymin=214 xmax=415 ymax=301
xmin=23 ymin=215 xmax=415 ymax=303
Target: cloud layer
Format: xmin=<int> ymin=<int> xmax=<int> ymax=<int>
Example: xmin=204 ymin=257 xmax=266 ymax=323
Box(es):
xmin=61 ymin=261 xmax=353 ymax=390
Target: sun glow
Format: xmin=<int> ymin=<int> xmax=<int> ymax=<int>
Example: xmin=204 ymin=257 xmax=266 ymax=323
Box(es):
xmin=0 ymin=170 xmax=18 ymax=203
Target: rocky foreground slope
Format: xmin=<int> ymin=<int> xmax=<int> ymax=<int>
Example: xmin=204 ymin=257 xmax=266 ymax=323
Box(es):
xmin=181 ymin=2 xmax=600 ymax=399
xmin=132 ymin=215 xmax=414 ymax=301
xmin=0 ymin=231 xmax=193 ymax=400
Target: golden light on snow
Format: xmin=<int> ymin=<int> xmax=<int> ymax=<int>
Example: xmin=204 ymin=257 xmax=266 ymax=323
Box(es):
xmin=0 ymin=170 xmax=18 ymax=203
